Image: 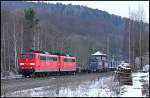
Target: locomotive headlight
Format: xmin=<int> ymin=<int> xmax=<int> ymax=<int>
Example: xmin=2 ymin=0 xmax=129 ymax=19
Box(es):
xmin=20 ymin=63 xmax=24 ymax=65
xmin=30 ymin=63 xmax=35 ymax=65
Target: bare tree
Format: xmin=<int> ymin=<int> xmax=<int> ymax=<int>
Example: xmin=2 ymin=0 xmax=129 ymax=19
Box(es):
xmin=129 ymin=4 xmax=146 ymax=70
xmin=6 ymin=22 xmax=10 ymax=71
xmin=107 ymin=36 xmax=110 ymax=60
xmin=13 ymin=19 xmax=18 ymax=72
xmin=137 ymin=4 xmax=146 ymax=69
xmin=37 ymin=25 xmax=40 ymax=50
xmin=21 ymin=23 xmax=24 ymax=51
xmin=2 ymin=24 xmax=6 ymax=71
xmin=128 ymin=8 xmax=136 ymax=69
xmin=131 ymin=13 xmax=135 ymax=69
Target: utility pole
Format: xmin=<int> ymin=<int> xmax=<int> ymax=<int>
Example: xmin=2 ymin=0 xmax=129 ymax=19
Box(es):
xmin=3 ymin=24 xmax=6 ymax=71
xmin=107 ymin=36 xmax=109 ymax=60
xmin=137 ymin=4 xmax=145 ymax=70
xmin=139 ymin=20 xmax=142 ymax=69
xmin=128 ymin=7 xmax=131 ymax=65
xmin=132 ymin=20 xmax=135 ymax=70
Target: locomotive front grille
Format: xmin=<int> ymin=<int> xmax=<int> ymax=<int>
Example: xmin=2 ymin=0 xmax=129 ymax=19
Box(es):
xmin=19 ymin=69 xmax=35 ymax=75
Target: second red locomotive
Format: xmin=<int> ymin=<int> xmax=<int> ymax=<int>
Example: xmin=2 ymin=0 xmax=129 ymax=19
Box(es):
xmin=18 ymin=50 xmax=77 ymax=77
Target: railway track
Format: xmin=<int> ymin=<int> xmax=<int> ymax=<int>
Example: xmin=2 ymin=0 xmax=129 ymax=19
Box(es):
xmin=1 ymin=71 xmax=115 ymax=96
xmin=1 ymin=71 xmax=114 ymax=80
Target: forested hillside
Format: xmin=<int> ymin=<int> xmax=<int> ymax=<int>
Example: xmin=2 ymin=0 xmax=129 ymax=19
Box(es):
xmin=1 ymin=1 xmax=149 ymax=73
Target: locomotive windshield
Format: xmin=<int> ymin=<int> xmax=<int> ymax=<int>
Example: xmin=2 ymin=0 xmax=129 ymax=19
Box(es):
xmin=28 ymin=54 xmax=35 ymax=59
xmin=20 ymin=53 xmax=35 ymax=59
xmin=21 ymin=54 xmax=26 ymax=59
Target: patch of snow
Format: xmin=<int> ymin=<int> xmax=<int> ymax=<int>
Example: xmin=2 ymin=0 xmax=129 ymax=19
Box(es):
xmin=118 ymin=63 xmax=130 ymax=67
xmin=120 ymin=72 xmax=149 ymax=97
xmin=120 ymin=85 xmax=142 ymax=97
xmin=92 ymin=51 xmax=106 ymax=56
xmin=4 ymin=72 xmax=149 ymax=97
xmin=142 ymin=64 xmax=149 ymax=72
xmin=1 ymin=72 xmax=23 ymax=80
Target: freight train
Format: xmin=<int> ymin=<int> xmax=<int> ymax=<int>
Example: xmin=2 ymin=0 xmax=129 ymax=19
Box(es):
xmin=18 ymin=50 xmax=119 ymax=77
xmin=18 ymin=50 xmax=76 ymax=77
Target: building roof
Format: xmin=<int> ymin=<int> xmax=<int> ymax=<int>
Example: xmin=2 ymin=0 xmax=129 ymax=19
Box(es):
xmin=92 ymin=51 xmax=106 ymax=56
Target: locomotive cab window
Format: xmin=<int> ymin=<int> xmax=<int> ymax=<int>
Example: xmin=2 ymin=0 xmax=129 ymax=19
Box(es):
xmin=28 ymin=54 xmax=35 ymax=59
xmin=21 ymin=54 xmax=26 ymax=59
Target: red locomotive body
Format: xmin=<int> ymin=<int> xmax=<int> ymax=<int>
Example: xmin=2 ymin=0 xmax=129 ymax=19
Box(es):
xmin=36 ymin=53 xmax=59 ymax=72
xmin=59 ymin=56 xmax=76 ymax=72
xmin=18 ymin=51 xmax=77 ymax=77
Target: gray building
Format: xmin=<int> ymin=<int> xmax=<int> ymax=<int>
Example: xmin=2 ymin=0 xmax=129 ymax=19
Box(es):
xmin=88 ymin=51 xmax=108 ymax=72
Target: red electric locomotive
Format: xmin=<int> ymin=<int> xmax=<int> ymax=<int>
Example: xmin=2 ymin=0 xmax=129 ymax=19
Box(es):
xmin=18 ymin=50 xmax=77 ymax=77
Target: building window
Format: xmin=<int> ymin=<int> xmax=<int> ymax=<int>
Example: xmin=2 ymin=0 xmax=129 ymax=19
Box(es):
xmin=102 ymin=56 xmax=106 ymax=60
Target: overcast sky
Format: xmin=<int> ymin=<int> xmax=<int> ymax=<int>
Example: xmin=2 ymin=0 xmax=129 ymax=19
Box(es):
xmin=32 ymin=1 xmax=149 ymax=23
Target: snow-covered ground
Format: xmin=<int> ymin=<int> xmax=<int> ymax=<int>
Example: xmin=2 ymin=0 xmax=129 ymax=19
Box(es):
xmin=1 ymin=72 xmax=23 ymax=80
xmin=2 ymin=72 xmax=149 ymax=97
xmin=1 ymin=75 xmax=23 ymax=80
xmin=120 ymin=72 xmax=149 ymax=97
